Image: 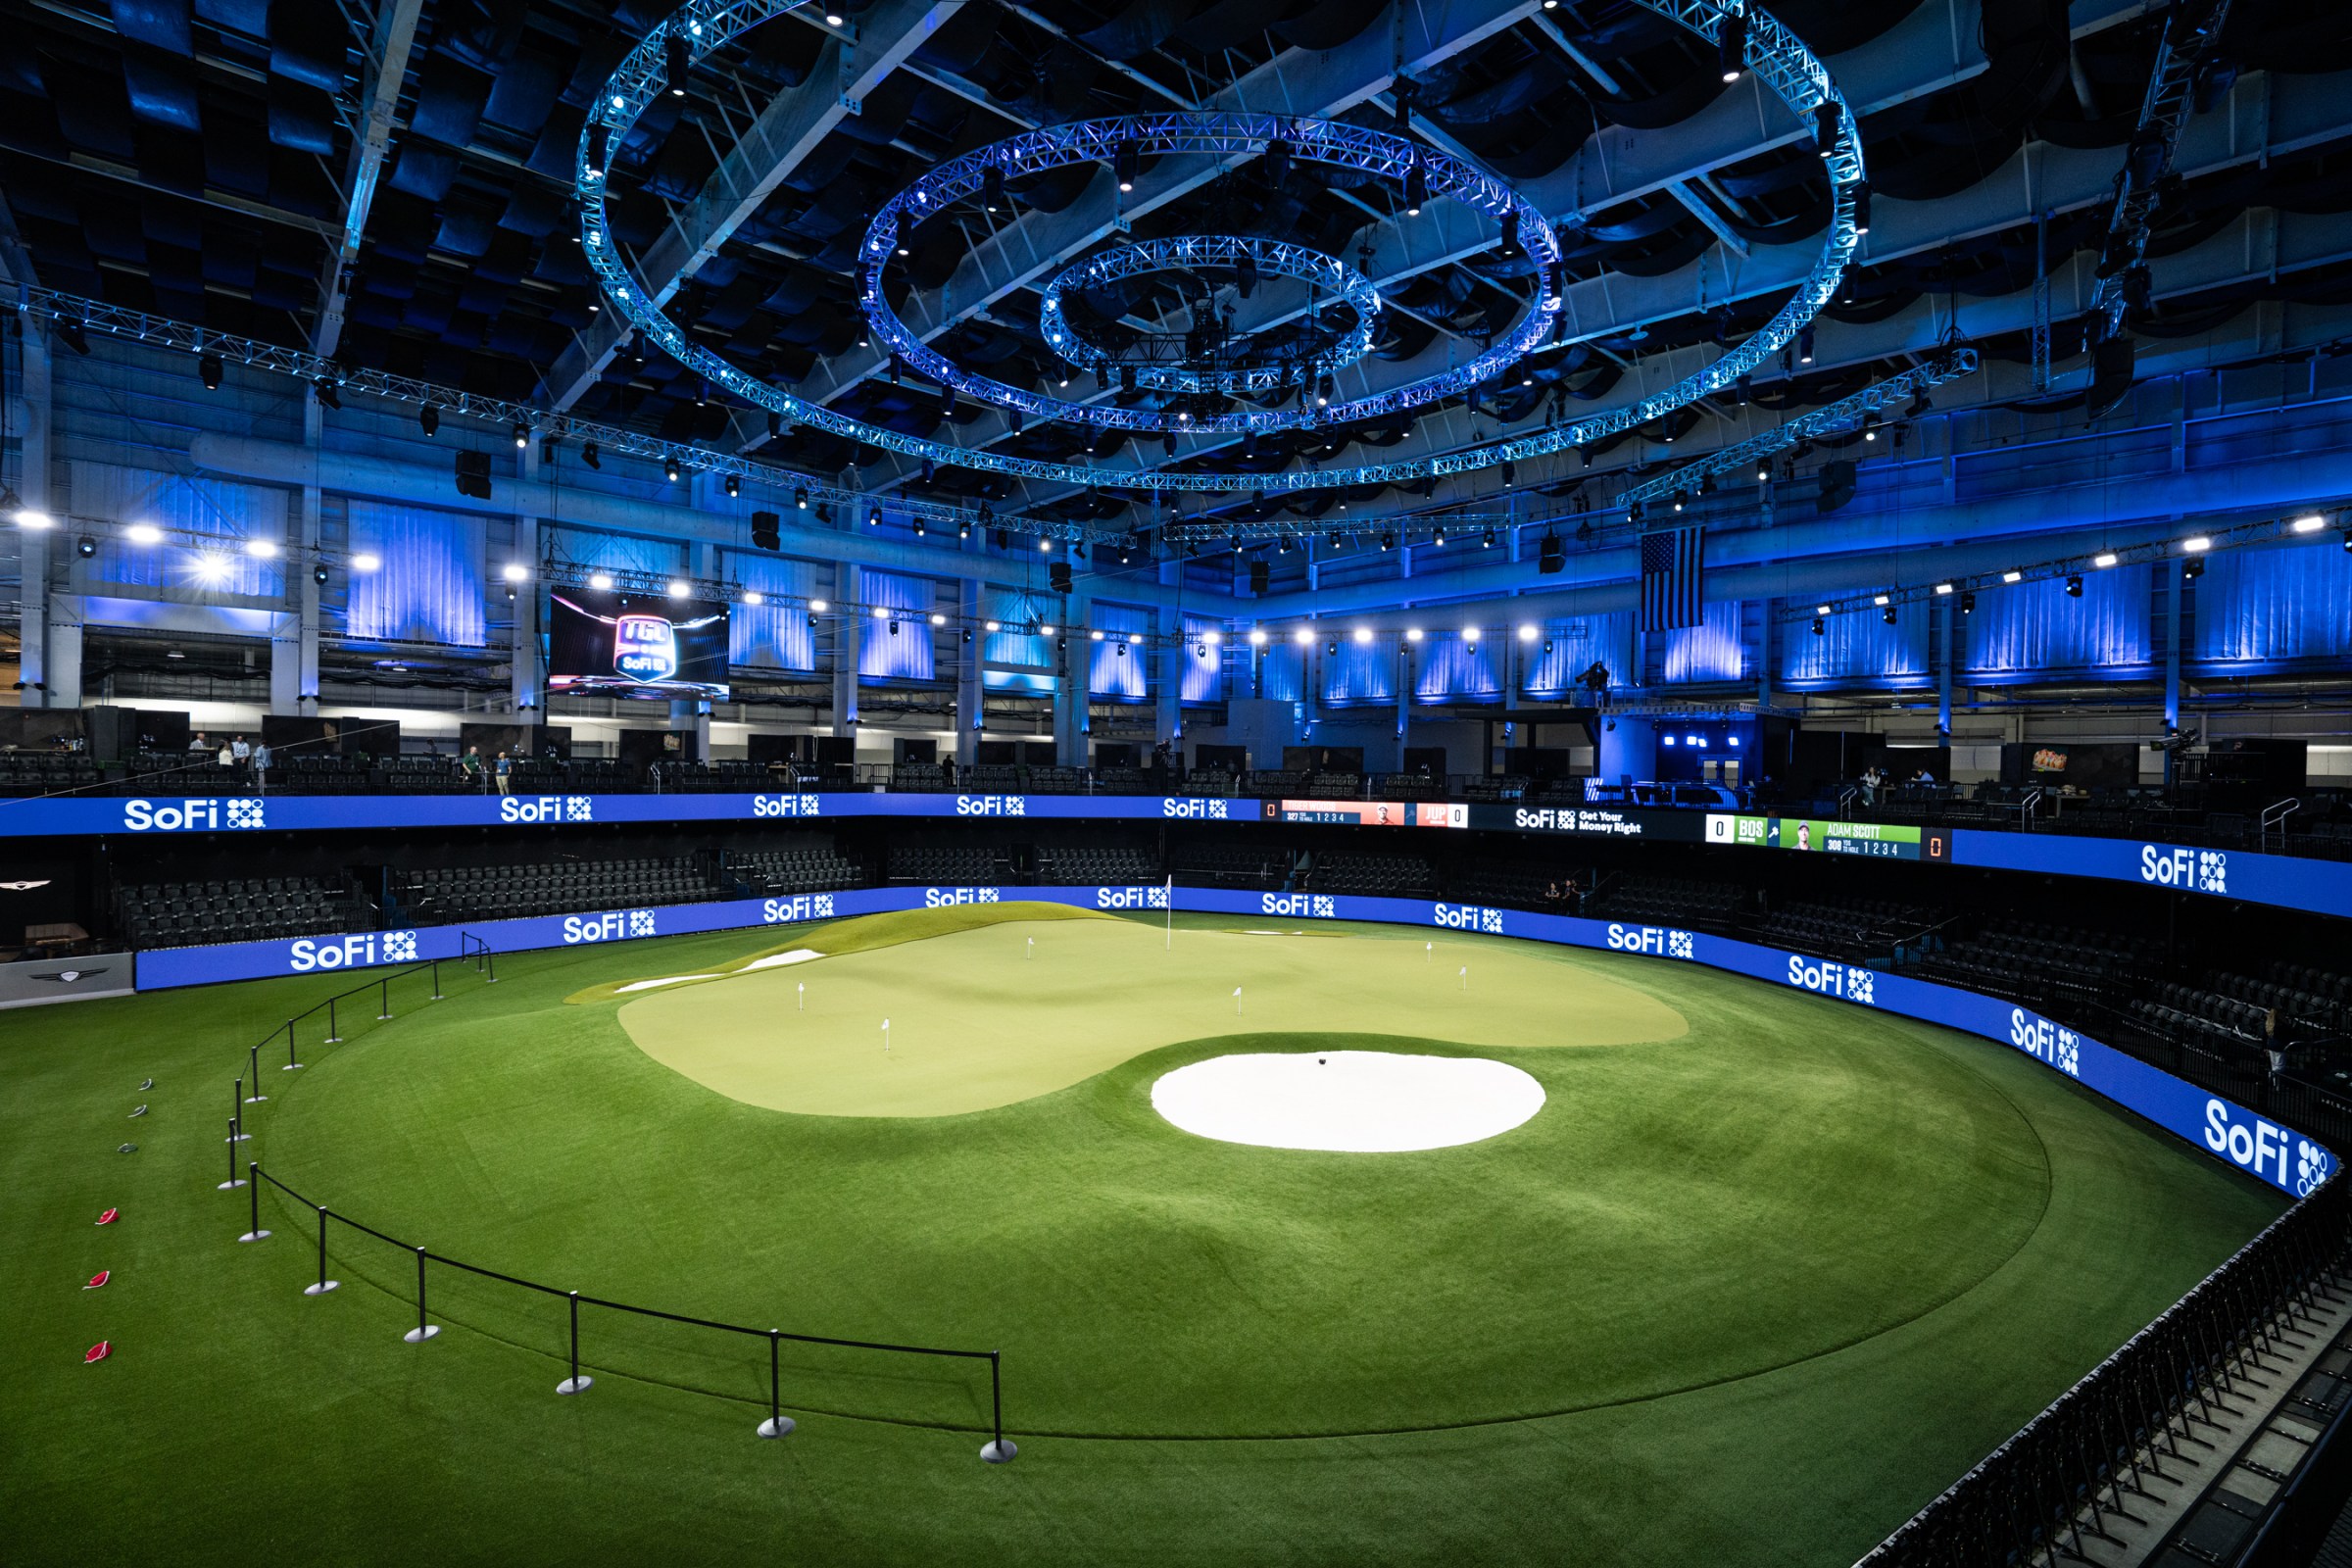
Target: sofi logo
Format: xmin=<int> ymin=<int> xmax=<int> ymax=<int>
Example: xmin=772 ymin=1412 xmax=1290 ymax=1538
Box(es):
xmin=123 ymin=798 xmax=267 ymax=831
xmin=763 ymin=893 xmax=836 ymax=924
xmin=1096 ymin=886 xmax=1170 ymax=909
xmin=1786 ymin=956 xmax=1877 ymax=1005
xmin=2007 ymin=1007 xmax=2082 ymax=1077
xmin=2204 ymin=1101 xmax=2331 ymax=1195
xmin=753 ymin=794 xmax=822 ymax=818
xmin=498 ymin=794 xmax=591 ymax=824
xmin=1606 ymin=924 xmax=1695 ymax=959
xmin=925 ymin=887 xmax=1002 ymax=906
xmin=1161 ymin=797 xmax=1229 ymax=819
xmin=956 ymin=796 xmax=1026 ymax=816
xmin=1434 ymin=904 xmax=1505 ymax=934
xmin=2141 ymin=844 xmax=2228 ymax=895
xmin=564 ymin=909 xmax=655 ymax=944
xmin=289 ymin=930 xmax=414 ymax=971
xmin=1260 ymin=893 xmax=1337 ymax=918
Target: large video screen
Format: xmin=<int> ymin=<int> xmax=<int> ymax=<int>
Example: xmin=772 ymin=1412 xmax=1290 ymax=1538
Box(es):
xmin=547 ymin=590 xmax=730 ymax=701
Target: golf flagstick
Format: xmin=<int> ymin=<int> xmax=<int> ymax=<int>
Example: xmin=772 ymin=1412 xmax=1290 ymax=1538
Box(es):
xmin=1233 ymin=986 xmax=1242 ymax=1015
xmin=882 ymin=1017 xmax=890 ymax=1052
xmin=1425 ymin=941 xmax=1432 ymax=963
xmin=797 ymin=981 xmax=805 ymax=1011
xmin=1460 ymin=965 xmax=1468 ymax=992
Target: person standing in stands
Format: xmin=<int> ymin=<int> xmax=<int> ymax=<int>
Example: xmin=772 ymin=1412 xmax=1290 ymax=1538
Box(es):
xmin=216 ymin=737 xmax=234 ymax=768
xmin=188 ymin=730 xmax=209 ymax=753
xmin=461 ymin=746 xmax=485 ymax=791
xmin=495 ymin=750 xmax=513 ymax=797
xmin=252 ymin=740 xmax=272 ymax=783
xmin=1860 ymin=764 xmax=1886 ymax=806
xmin=230 ymin=734 xmax=252 ymax=766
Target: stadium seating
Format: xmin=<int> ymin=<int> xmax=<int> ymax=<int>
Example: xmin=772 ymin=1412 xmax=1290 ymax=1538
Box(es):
xmin=393 ymin=858 xmax=724 ymax=925
xmin=1039 ymin=845 xmax=1160 ymax=885
xmin=727 ymin=846 xmax=863 ymax=895
xmin=886 ymin=845 xmax=1005 ymax=884
xmin=1306 ymin=853 xmax=1433 ymax=897
xmin=113 ymin=875 xmax=360 ymax=949
xmin=1175 ymin=843 xmax=1290 ymax=889
xmin=0 ymin=752 xmax=107 ymax=797
xmin=1754 ymin=895 xmax=1941 ymax=962
xmin=1588 ymin=874 xmax=1744 ymax=930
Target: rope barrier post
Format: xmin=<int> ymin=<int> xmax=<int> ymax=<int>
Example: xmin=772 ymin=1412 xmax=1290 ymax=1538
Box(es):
xmin=557 ymin=1293 xmax=591 ymax=1395
xmin=325 ymin=998 xmax=340 ymax=1044
xmin=378 ymin=977 xmax=391 ymax=1021
xmin=238 ymin=1162 xmax=270 ymax=1242
xmin=403 ymin=1246 xmax=438 ymax=1342
xmin=219 ymin=1121 xmax=246 ymax=1189
xmin=431 ymin=960 xmax=442 ymax=1002
xmin=245 ymin=1044 xmax=266 ymax=1102
xmin=981 ymin=1351 xmax=1015 ymax=1462
xmin=305 ymin=1205 xmax=339 ymax=1295
xmin=284 ymin=1020 xmax=303 ymax=1071
xmin=757 ymin=1330 xmax=793 ymax=1438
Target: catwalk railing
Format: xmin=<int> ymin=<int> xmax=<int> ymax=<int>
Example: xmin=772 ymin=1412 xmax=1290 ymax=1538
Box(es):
xmin=219 ymin=937 xmax=1012 ymax=1460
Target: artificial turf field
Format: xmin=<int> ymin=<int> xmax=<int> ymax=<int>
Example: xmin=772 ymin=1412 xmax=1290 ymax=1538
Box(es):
xmin=1 ymin=906 xmax=2284 ymax=1566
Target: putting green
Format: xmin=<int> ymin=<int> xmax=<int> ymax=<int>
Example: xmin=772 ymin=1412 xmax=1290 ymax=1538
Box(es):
xmin=612 ymin=904 xmax=1687 ymax=1116
xmin=0 ymin=909 xmax=2286 ymax=1568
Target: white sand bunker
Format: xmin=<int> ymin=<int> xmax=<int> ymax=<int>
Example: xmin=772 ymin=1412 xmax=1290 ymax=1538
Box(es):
xmin=1151 ymin=1051 xmax=1545 ymax=1152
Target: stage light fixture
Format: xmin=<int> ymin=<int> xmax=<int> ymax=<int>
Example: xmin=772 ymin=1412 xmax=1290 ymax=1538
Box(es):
xmin=1813 ymin=100 xmax=1840 ymax=156
xmin=982 ymin=165 xmax=1004 ymax=213
xmin=1405 ymin=627 xmax=1424 ymax=643
xmin=313 ymin=379 xmax=341 ymax=410
xmin=2093 ymin=552 xmax=2118 ymax=567
xmin=74 ymin=534 xmax=96 ymax=558
xmin=1814 ymin=603 xmax=1832 ymax=615
xmin=192 ymin=552 xmax=231 ymax=583
xmin=1798 ymin=323 xmax=1814 ymax=364
xmin=314 ymin=563 xmax=329 ymax=585
xmin=2065 ymin=574 xmax=2083 ymax=596
xmin=667 ymin=579 xmax=690 ymax=599
xmin=810 ymin=599 xmax=829 ymax=613
xmin=513 ymin=421 xmax=529 ymax=449
xmin=888 ymin=619 xmax=900 ymax=636
xmin=245 ymin=538 xmax=278 ymax=559
xmin=1934 ymin=582 xmax=1953 ymax=595
xmin=352 ymin=553 xmax=381 ymax=572
xmin=198 ymin=353 xmax=223 ymax=391
xmin=1114 ymin=139 xmax=1139 ymax=192
xmin=2291 ymin=514 xmax=2327 ymax=533
xmin=1403 ymin=162 xmax=1427 ymax=217
xmin=745 ymin=591 xmax=764 ymax=606
xmin=1718 ymin=13 xmax=1746 ymax=80
xmin=2182 ymin=557 xmax=2205 ymax=580
xmin=585 ymin=123 xmax=609 ymax=179
xmin=895 ymin=210 xmax=913 ymax=258
xmin=54 ymin=320 xmax=89 ymax=355
xmin=870 ymin=605 xmax=889 ymax=619
xmin=1882 ymin=605 xmax=1898 ymax=625
xmin=1293 ymin=627 xmax=1314 ymax=646
xmin=128 ymin=522 xmax=164 ymax=544
xmin=2182 ymin=536 xmax=2211 ymax=553
xmin=724 ymin=473 xmax=741 ymax=498
xmin=793 ymin=486 xmax=808 ymax=510
xmin=1848 ymin=180 xmax=1871 ymax=235
xmin=663 ymin=457 xmax=681 ymax=482
xmin=665 ymin=31 xmax=691 ymax=95
xmin=503 ymin=563 xmax=529 ymax=583
xmin=1960 ymin=591 xmax=1976 ymax=613
xmin=2002 ymin=570 xmax=2023 ymax=583
xmin=1249 ymin=628 xmax=1268 ymax=646
xmin=1462 ymin=625 xmax=1482 ymax=643
xmin=985 ymin=619 xmax=1001 ymax=632
xmin=1873 ymin=595 xmax=1889 ymax=607
xmin=581 ymin=441 xmax=601 ymax=469
xmin=1811 ymin=617 xmax=1826 ymax=636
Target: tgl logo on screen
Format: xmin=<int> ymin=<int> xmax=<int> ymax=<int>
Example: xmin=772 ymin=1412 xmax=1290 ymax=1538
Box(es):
xmin=2140 ymin=845 xmax=2228 ymax=895
xmin=2204 ymin=1101 xmax=2331 ymax=1195
xmin=1606 ymin=924 xmax=1695 ymax=959
xmin=1786 ymin=956 xmax=1876 ymax=1005
xmin=123 ymin=798 xmax=268 ymax=832
xmin=1096 ymin=886 xmax=1170 ymax=909
xmin=564 ymin=909 xmax=655 ymax=943
xmin=1433 ymin=904 xmax=1505 ymax=934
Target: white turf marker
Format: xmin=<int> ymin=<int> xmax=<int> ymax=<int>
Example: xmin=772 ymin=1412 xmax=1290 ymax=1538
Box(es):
xmin=1460 ymin=964 xmax=1468 ymax=992
xmin=797 ymin=981 xmax=805 ymax=1011
xmin=1425 ymin=941 xmax=1432 ymax=962
xmin=1025 ymin=936 xmax=1033 ymax=959
xmin=882 ymin=1017 xmax=891 ymax=1052
xmin=1233 ymin=986 xmax=1243 ymax=1016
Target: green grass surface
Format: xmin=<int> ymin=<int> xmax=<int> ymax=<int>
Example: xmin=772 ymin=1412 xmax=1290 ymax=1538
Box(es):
xmin=0 ymin=910 xmax=2283 ymax=1566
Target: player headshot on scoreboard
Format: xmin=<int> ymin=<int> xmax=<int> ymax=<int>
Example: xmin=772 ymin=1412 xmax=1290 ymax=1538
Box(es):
xmin=1795 ymin=821 xmax=1813 ymax=852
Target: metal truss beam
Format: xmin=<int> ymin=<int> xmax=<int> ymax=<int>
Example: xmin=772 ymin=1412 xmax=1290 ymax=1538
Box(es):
xmin=2088 ymin=0 xmax=2235 ymax=333
xmin=313 ymin=0 xmax=424 ymax=358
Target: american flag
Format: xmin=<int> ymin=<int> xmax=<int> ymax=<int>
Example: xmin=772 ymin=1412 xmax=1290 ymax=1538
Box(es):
xmin=1639 ymin=526 xmax=1705 ymax=632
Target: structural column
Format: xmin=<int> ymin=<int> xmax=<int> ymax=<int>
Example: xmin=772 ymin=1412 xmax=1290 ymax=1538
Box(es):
xmin=1153 ymin=563 xmax=1181 ymax=749
xmin=1054 ymin=590 xmax=1091 ymax=767
xmin=1936 ymin=595 xmax=1953 ymax=737
xmin=14 ymin=320 xmax=53 ymax=707
xmin=954 ymin=577 xmax=982 ymax=767
xmin=669 ymin=535 xmax=715 ymax=756
xmin=831 ymin=559 xmax=859 ymax=738
xmin=509 ymin=442 xmax=542 ymax=724
xmin=271 ymin=401 xmax=322 ymax=716
xmin=2163 ymin=561 xmax=2183 ymax=734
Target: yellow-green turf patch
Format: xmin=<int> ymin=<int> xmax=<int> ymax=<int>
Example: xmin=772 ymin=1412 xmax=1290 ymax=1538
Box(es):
xmin=608 ymin=903 xmax=1688 ymax=1116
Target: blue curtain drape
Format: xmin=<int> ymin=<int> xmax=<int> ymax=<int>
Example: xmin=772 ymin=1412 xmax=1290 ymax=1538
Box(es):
xmin=1323 ymin=633 xmax=1396 ymax=706
xmin=1181 ymin=615 xmax=1225 ymax=703
xmin=1781 ymin=603 xmax=1930 ymax=686
xmin=1416 ymin=634 xmax=1499 ymax=703
xmin=982 ymin=587 xmax=1054 ymax=693
xmin=2193 ymin=541 xmax=2352 ymax=665
xmin=1257 ymin=640 xmax=1306 ymax=703
xmin=1965 ymin=566 xmax=2150 ymax=675
xmin=858 ymin=569 xmax=934 ymax=680
xmin=1522 ymin=612 xmax=1634 ymax=697
xmin=1090 ymin=603 xmax=1149 ymax=698
xmin=345 ymin=500 xmax=486 ymax=646
xmin=554 ymin=528 xmax=683 ymax=577
xmin=71 ymin=461 xmax=285 ymax=597
xmin=728 ymin=555 xmax=819 ymax=671
xmin=1662 ymin=600 xmax=1745 ymax=683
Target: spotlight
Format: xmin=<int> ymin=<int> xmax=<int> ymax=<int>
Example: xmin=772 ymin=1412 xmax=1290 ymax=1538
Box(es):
xmin=1114 ymin=139 xmax=1138 ymax=193
xmin=1462 ymin=625 xmax=1482 ymax=644
xmin=931 ymin=613 xmax=947 ymax=627
xmin=1815 ymin=603 xmax=1833 ymax=615
xmin=1798 ymin=324 xmax=1814 ymax=364
xmin=127 ymin=521 xmax=162 ymax=544
xmin=1960 ymin=591 xmax=1976 ymax=613
xmin=513 ymin=421 xmax=529 ymax=449
xmin=794 ymin=486 xmax=808 ymax=510
xmin=1497 ymin=210 xmax=1521 ymax=259
xmin=1249 ymin=629 xmax=1267 ymax=646
xmin=198 ymin=353 xmax=223 ymax=391
xmin=1264 ymin=134 xmax=1291 ymax=187
xmin=313 ymin=378 xmax=341 ymax=410
xmin=1848 ymin=179 xmax=1871 ymax=234
xmin=1403 ymin=162 xmax=1427 ymax=217
xmin=2065 ymin=574 xmax=2083 ymax=597
xmin=889 ymin=619 xmax=900 ymax=637
xmin=896 ymin=210 xmax=913 ymax=258
xmin=1934 ymin=582 xmax=1953 ymax=595
xmin=1327 ymin=639 xmax=1339 ymax=656
xmin=1813 ymin=100 xmax=1840 ymax=157
xmin=590 ymin=572 xmax=614 ymax=590
xmin=982 ymin=165 xmax=1004 ymax=213
xmin=1882 ymin=605 xmax=1898 ymax=625
xmin=1293 ymin=627 xmax=1313 ymax=646
xmin=870 ymin=605 xmax=890 ymax=620
xmin=1380 ymin=531 xmax=1395 ymax=551
xmin=581 ymin=441 xmax=601 ymax=469
xmin=1405 ymin=627 xmax=1424 ymax=643
xmin=1516 ymin=623 xmax=1538 ymax=643
xmin=1863 ymin=415 xmax=1879 ymax=442
xmin=1873 ymin=595 xmax=1890 ymax=607
xmin=245 ymin=538 xmax=278 ymax=559
xmin=54 ymin=319 xmax=90 ymax=355
xmin=1811 ymin=617 xmax=1826 ymax=636
xmin=746 ymin=591 xmax=764 ymax=606
xmin=419 ymin=404 xmax=441 ymax=437
xmin=985 ymin=620 xmax=1001 ymax=633
xmin=665 ymin=30 xmax=691 ymax=96
xmin=1718 ymin=13 xmax=1746 ymax=81
xmin=74 ymin=534 xmax=96 ymax=558
xmin=1091 ymin=628 xmax=1105 ymax=642
xmin=314 ymin=563 xmax=329 ymax=585
xmin=585 ymin=122 xmax=609 ymax=179
xmin=1352 ymin=626 xmax=1373 ymax=645
xmin=811 ymin=599 xmax=830 ymax=613
xmin=503 ymin=563 xmax=528 ymax=583
xmin=724 ymin=473 xmax=741 ymax=498
xmin=2183 ymin=556 xmax=2206 ymax=580
xmin=667 ymin=579 xmax=690 ymax=599
xmin=2001 ymin=570 xmax=2024 ymax=584
xmin=2290 ymin=514 xmax=2328 ymax=533
xmin=352 ymin=553 xmax=381 ymax=572
xmin=663 ymin=457 xmax=681 ymax=483
xmin=2183 ymin=536 xmax=2212 ymax=553
xmin=2094 ymin=552 xmax=2118 ymax=567
xmin=1484 ymin=530 xmax=1495 ymax=548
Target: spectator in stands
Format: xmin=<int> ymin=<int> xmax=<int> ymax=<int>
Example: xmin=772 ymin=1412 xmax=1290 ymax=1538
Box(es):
xmin=1911 ymin=765 xmax=1936 ymax=785
xmin=1564 ymin=876 xmax=1583 ymax=913
xmin=460 ymin=747 xmax=485 ymax=790
xmin=252 ymin=740 xmax=272 ymax=779
xmin=216 ymin=737 xmax=234 ymax=767
xmin=1860 ymin=764 xmax=1886 ymax=806
xmin=495 ymin=751 xmax=513 ymax=797
xmin=188 ymin=730 xmax=209 ymax=753
xmin=2266 ymin=1008 xmax=2290 ymax=1088
xmin=230 ymin=734 xmax=252 ymax=765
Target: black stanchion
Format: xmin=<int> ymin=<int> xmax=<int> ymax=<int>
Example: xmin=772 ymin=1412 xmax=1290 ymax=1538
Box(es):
xmin=284 ymin=1020 xmax=303 ymax=1071
xmin=304 ymin=1205 xmax=338 ymax=1296
xmin=981 ymin=1351 xmax=1015 ymax=1463
xmin=229 ymin=1078 xmax=249 ymax=1141
xmin=377 ymin=977 xmax=391 ymax=1021
xmin=557 ymin=1292 xmax=591 ymax=1395
xmin=219 ymin=1121 xmax=246 ymax=1189
xmin=324 ymin=998 xmax=340 ymax=1044
xmin=431 ymin=961 xmax=442 ymax=1002
xmin=238 ymin=1162 xmax=269 ymax=1242
xmin=757 ymin=1330 xmax=793 ymax=1438
xmin=404 ymin=1246 xmax=437 ymax=1342
xmin=245 ymin=1044 xmax=266 ymax=1102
